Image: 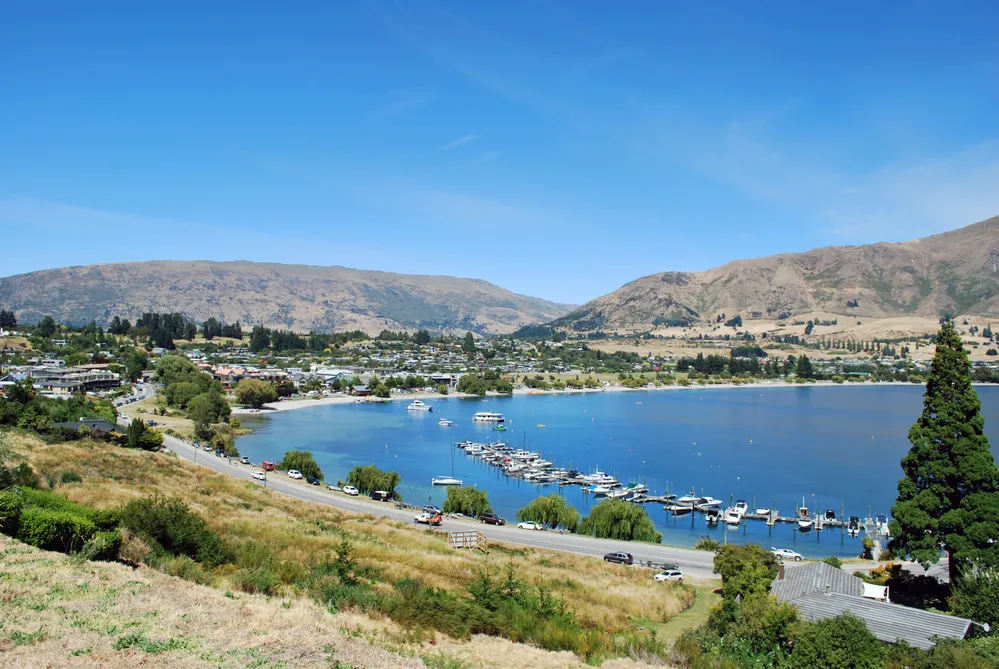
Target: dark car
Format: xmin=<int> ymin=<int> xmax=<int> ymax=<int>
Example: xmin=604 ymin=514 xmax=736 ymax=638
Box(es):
xmin=371 ymin=490 xmax=392 ymax=502
xmin=603 ymin=552 xmax=634 ymax=565
xmin=306 ymin=475 xmax=321 ymax=486
xmin=480 ymin=512 xmax=506 ymax=526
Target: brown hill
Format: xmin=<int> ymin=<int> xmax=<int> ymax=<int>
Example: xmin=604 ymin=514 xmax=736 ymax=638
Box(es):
xmin=0 ymin=261 xmax=573 ymax=334
xmin=553 ymin=215 xmax=999 ymax=332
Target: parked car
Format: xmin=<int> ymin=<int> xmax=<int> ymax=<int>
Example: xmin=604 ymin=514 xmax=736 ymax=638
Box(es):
xmin=517 ymin=521 xmax=543 ymax=530
xmin=202 ymin=445 xmax=212 ymax=452
xmin=306 ymin=475 xmax=321 ymax=485
xmin=342 ymin=485 xmax=359 ymax=496
xmin=288 ymin=470 xmax=303 ymax=479
xmin=479 ymin=512 xmax=506 ymax=526
xmin=424 ymin=505 xmax=442 ymax=515
xmin=370 ymin=490 xmax=391 ymax=501
xmin=415 ymin=512 xmax=442 ymax=526
xmin=771 ymin=547 xmax=803 ymax=562
xmin=251 ymin=471 xmax=267 ymax=481
xmin=654 ymin=569 xmax=684 ymax=583
xmin=603 ymin=552 xmax=634 ymax=565
xmin=240 ymin=456 xmax=251 ymax=465
xmin=262 ymin=461 xmax=275 ymax=471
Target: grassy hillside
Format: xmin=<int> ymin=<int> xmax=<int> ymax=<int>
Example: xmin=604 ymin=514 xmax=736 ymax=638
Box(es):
xmin=4 ymin=431 xmax=692 ymax=668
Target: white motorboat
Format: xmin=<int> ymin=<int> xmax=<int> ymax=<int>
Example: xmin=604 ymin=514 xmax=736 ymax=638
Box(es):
xmin=798 ymin=519 xmax=814 ymax=531
xmin=472 ymin=411 xmax=505 ymax=423
xmin=438 ymin=418 xmax=453 ymax=426
xmin=456 ymin=440 xmax=472 ymax=449
xmin=725 ymin=503 xmax=747 ymax=525
xmin=407 ymin=400 xmax=433 ymax=412
xmin=431 ymin=475 xmax=463 ymax=486
xmin=705 ymin=508 xmax=720 ymax=525
xmin=675 ymin=490 xmax=701 ymax=506
xmin=755 ymin=507 xmax=772 ymax=516
xmin=695 ymin=497 xmax=724 ymax=511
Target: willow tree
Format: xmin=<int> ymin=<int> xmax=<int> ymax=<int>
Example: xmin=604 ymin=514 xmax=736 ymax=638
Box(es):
xmin=579 ymin=499 xmax=660 ymax=543
xmin=890 ymin=322 xmax=999 ymax=582
xmin=517 ymin=494 xmax=579 ymax=531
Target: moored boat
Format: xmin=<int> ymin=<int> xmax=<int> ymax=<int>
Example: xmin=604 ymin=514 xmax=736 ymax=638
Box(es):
xmin=438 ymin=418 xmax=453 ymax=426
xmin=431 ymin=475 xmax=463 ymax=486
xmin=407 ymin=400 xmax=433 ymax=412
xmin=472 ymin=411 xmax=505 ymax=423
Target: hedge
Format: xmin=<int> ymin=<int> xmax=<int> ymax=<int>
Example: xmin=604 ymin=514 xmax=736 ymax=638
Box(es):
xmin=17 ymin=506 xmax=97 ymax=553
xmin=0 ymin=490 xmax=22 ymax=534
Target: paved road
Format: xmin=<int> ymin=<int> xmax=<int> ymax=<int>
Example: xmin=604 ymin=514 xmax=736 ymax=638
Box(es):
xmin=157 ymin=432 xmax=718 ymax=580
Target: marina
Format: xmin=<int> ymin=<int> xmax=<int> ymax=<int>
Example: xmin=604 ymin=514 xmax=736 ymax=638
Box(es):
xmin=236 ymin=385 xmax=999 ymax=557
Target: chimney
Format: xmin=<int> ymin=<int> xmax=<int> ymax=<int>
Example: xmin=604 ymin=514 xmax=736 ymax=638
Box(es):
xmin=778 ymin=564 xmax=785 ymax=580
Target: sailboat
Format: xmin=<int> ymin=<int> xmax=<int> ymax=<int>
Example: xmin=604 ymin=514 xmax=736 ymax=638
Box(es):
xmin=797 ymin=497 xmax=813 ymax=531
xmin=432 ymin=439 xmax=463 ymax=486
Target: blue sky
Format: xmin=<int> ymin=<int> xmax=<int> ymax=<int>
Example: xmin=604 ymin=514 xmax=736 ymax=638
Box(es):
xmin=1 ymin=1 xmax=997 ymax=304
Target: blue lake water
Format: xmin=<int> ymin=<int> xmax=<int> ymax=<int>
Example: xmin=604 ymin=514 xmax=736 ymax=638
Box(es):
xmin=236 ymin=385 xmax=999 ymax=558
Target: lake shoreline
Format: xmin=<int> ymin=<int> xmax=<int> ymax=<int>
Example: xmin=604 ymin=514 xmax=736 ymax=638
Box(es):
xmin=232 ymin=378 xmax=931 ymax=418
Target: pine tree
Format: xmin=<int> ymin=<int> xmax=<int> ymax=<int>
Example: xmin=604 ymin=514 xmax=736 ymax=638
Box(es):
xmin=462 ymin=331 xmax=477 ymax=353
xmin=890 ymin=322 xmax=999 ymax=582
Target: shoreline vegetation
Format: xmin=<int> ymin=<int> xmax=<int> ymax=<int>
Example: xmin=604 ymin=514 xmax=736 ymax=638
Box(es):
xmin=230 ymin=378 xmax=946 ymax=417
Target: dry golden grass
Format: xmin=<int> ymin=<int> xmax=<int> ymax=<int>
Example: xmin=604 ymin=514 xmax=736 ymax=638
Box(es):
xmin=8 ymin=433 xmax=691 ymax=667
xmin=0 ymin=534 xmax=428 ymax=668
xmin=0 ymin=336 xmax=32 ymax=352
xmin=122 ymin=395 xmax=196 ymax=439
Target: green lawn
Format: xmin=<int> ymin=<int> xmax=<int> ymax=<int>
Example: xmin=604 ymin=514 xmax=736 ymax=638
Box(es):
xmin=638 ymin=586 xmax=721 ymax=641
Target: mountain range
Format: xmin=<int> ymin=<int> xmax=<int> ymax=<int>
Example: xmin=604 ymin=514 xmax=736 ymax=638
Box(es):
xmin=0 ymin=261 xmax=573 ymax=335
xmin=3 ymin=216 xmax=998 ymax=336
xmin=552 ymin=215 xmax=999 ymax=332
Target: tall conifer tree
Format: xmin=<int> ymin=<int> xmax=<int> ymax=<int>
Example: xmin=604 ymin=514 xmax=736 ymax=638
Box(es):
xmin=890 ymin=322 xmax=999 ymax=582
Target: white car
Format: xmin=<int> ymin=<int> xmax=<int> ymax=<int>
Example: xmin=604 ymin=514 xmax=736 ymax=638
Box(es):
xmin=251 ymin=471 xmax=266 ymax=481
xmin=288 ymin=470 xmax=303 ymax=480
xmin=771 ymin=547 xmax=803 ymax=562
xmin=342 ymin=485 xmax=359 ymax=496
xmin=517 ymin=521 xmax=544 ymax=530
xmin=654 ymin=570 xmax=684 ymax=583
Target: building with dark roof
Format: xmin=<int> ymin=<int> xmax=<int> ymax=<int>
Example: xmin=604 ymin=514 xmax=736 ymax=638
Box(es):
xmin=53 ymin=418 xmax=125 ymax=435
xmin=772 ymin=562 xmax=976 ymax=650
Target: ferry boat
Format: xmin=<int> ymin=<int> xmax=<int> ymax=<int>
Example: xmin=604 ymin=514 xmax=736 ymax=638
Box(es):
xmin=431 ymin=475 xmax=463 ymax=486
xmin=407 ymin=400 xmax=433 ymax=412
xmin=472 ymin=411 xmax=505 ymax=423
xmin=438 ymin=418 xmax=453 ymax=427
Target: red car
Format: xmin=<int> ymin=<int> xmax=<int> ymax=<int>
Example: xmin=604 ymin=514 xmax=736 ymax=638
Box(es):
xmin=262 ymin=461 xmax=275 ymax=471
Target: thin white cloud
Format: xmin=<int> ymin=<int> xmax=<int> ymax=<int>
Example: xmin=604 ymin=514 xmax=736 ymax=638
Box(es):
xmin=439 ymin=134 xmax=480 ymax=151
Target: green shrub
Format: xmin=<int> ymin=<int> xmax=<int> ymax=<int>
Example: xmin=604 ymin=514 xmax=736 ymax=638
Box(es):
xmin=792 ymin=613 xmax=884 ymax=669
xmin=0 ymin=489 xmax=23 ymax=534
xmin=381 ymin=578 xmax=476 ymax=639
xmin=232 ymin=566 xmax=281 ymax=595
xmin=81 ymin=529 xmax=122 ymax=561
xmin=121 ymin=495 xmax=231 ymax=567
xmin=17 ymin=488 xmax=120 ymax=530
xmin=694 ymin=536 xmax=721 ymax=552
xmin=822 ymin=555 xmax=843 ymax=568
xmin=59 ymin=470 xmax=82 ymax=484
xmin=17 ymin=507 xmax=97 ymax=553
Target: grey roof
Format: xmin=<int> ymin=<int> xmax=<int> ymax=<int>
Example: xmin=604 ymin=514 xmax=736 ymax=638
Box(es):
xmin=771 ymin=562 xmax=864 ymax=601
xmin=792 ymin=591 xmax=972 ymax=650
xmin=54 ymin=419 xmax=124 ymax=434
